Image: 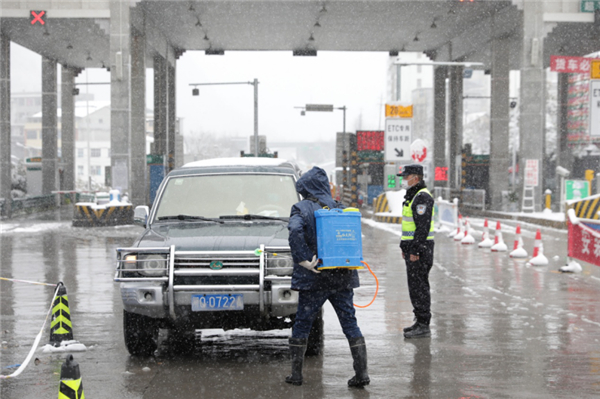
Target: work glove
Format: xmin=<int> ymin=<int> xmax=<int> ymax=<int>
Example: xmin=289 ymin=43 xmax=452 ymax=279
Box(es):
xmin=299 ymin=255 xmax=320 ymax=274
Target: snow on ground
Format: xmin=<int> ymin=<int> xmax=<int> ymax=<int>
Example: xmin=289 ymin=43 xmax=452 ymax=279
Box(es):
xmin=491 ymin=210 xmax=565 ymax=222
xmin=0 ymin=222 xmax=68 ymax=234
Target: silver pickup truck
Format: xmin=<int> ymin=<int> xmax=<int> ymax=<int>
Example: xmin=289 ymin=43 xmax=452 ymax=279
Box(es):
xmin=114 ymin=158 xmax=323 ymax=356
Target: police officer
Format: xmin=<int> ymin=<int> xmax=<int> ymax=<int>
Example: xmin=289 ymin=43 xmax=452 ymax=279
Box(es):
xmin=286 ymin=166 xmax=370 ymax=387
xmin=398 ymin=164 xmax=435 ymax=339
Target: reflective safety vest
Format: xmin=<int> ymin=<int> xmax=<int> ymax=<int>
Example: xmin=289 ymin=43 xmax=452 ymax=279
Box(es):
xmin=401 ymin=187 xmax=435 ymax=241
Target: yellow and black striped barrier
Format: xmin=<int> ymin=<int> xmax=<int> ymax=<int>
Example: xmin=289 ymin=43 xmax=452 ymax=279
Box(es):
xmin=72 ymin=204 xmax=133 ymax=227
xmin=50 ymin=283 xmax=73 ymax=346
xmin=58 ymin=355 xmax=85 ymax=399
xmin=568 ymin=194 xmax=600 ymax=221
xmin=373 ymin=193 xmax=402 ymax=224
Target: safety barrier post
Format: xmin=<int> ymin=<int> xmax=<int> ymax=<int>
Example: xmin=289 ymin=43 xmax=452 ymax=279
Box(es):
xmin=50 ymin=282 xmax=74 ymax=346
xmin=58 ymin=355 xmax=85 ymax=399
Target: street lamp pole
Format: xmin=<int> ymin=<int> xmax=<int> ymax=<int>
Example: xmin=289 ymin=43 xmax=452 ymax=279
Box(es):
xmin=190 ymin=80 xmax=260 ymax=156
xmin=254 ymin=79 xmax=259 ymax=157
xmin=337 ymin=105 xmax=347 ymax=153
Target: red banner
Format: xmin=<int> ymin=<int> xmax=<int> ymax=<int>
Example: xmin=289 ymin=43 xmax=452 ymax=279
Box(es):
xmin=568 ymin=220 xmax=600 ymax=267
xmin=356 ymin=131 xmax=384 ymax=151
xmin=550 ymin=55 xmax=599 ymax=74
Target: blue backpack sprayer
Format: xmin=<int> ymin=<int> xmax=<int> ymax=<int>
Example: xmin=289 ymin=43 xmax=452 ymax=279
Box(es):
xmin=314 ymin=207 xmax=379 ymax=308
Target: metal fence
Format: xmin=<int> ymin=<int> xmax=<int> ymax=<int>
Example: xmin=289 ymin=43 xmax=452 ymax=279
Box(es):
xmin=461 ymin=188 xmax=486 ymax=210
xmin=433 ymin=187 xmax=452 ymax=201
xmin=433 ymin=187 xmax=486 ymax=210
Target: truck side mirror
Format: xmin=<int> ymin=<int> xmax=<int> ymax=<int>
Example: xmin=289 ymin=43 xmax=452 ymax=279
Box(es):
xmin=133 ymin=206 xmax=149 ymax=227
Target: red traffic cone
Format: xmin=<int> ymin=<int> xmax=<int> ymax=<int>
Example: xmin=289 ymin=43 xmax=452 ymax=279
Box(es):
xmin=532 ymin=229 xmax=541 ymax=257
xmin=528 ymin=229 xmax=549 ymax=266
xmin=509 ymin=224 xmax=528 ymax=258
xmin=461 ymin=218 xmax=475 ymax=244
xmin=478 ymin=219 xmax=494 ymax=248
xmin=454 ymin=215 xmax=466 ymax=241
xmin=527 ymin=229 xmax=548 ymax=266
xmin=491 ymin=221 xmax=507 ymax=252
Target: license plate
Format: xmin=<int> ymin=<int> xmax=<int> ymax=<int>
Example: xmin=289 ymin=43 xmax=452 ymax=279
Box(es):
xmin=191 ymin=294 xmax=244 ymax=311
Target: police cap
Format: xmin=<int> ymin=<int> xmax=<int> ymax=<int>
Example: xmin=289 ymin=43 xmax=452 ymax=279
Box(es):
xmin=397 ymin=164 xmax=423 ymax=177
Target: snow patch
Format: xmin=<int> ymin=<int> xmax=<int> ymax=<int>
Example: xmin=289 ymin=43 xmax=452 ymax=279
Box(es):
xmin=40 ymin=341 xmax=87 ymax=353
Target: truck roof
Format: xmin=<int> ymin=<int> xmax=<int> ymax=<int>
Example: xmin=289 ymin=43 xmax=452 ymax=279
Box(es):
xmin=171 ymin=157 xmax=300 ymax=177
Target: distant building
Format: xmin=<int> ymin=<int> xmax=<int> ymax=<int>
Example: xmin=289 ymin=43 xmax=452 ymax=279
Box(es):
xmin=24 ymin=101 xmax=174 ymax=189
xmin=387 ymin=53 xmax=434 ymax=103
xmin=11 ymin=92 xmax=41 ymax=160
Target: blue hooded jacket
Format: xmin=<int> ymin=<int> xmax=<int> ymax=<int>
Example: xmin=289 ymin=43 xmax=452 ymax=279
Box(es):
xmin=287 ymin=166 xmax=360 ymax=291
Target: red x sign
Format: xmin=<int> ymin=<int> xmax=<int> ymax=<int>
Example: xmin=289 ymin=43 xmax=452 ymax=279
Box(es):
xmin=30 ymin=10 xmax=46 ymax=25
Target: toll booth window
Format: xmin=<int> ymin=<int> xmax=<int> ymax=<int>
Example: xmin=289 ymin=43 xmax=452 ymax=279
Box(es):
xmin=154 ymin=174 xmax=299 ymax=220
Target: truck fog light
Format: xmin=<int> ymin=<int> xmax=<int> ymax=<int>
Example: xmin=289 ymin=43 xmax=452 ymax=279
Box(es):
xmin=138 ymin=254 xmax=168 ymax=276
xmin=282 ymin=290 xmax=291 ymax=299
xmin=144 ymin=292 xmax=153 ymax=300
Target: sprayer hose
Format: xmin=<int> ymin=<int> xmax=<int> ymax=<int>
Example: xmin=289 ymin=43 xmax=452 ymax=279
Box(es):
xmin=353 ymin=261 xmax=379 ymax=308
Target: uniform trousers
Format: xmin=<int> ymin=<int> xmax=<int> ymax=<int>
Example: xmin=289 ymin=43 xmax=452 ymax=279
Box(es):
xmin=403 ymin=241 xmax=435 ymax=325
xmin=291 ymin=289 xmax=362 ymax=339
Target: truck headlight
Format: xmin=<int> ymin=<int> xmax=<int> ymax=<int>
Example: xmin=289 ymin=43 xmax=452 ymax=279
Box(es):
xmin=266 ymin=253 xmax=293 ymax=276
xmin=138 ymin=254 xmax=168 ymax=276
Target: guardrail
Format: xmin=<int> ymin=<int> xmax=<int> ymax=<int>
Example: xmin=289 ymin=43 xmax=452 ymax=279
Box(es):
xmin=0 ymin=195 xmax=58 ymax=218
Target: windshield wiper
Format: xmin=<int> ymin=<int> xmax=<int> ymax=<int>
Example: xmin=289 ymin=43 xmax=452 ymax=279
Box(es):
xmin=219 ymin=214 xmax=288 ymax=222
xmin=157 ymin=215 xmax=224 ymax=224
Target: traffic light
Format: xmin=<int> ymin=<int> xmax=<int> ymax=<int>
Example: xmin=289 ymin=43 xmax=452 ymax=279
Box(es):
xmin=387 ymin=174 xmax=396 ymax=189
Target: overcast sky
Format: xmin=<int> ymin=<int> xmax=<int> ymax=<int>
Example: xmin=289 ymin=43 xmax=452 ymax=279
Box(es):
xmin=11 ymin=44 xmax=390 ymax=144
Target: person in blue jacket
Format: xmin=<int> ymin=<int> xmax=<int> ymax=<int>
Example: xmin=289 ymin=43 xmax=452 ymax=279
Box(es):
xmin=285 ymin=166 xmax=370 ymax=388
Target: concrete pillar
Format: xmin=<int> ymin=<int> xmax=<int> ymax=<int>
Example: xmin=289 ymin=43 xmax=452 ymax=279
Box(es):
xmin=42 ymin=57 xmax=58 ymax=196
xmin=519 ymin=1 xmax=546 ymax=211
xmin=61 ymin=66 xmax=76 ymax=192
xmin=0 ymin=33 xmax=11 ymax=216
xmin=556 ymin=73 xmax=571 ymax=173
xmin=153 ymin=55 xmax=167 ymax=156
xmin=167 ymin=63 xmax=176 ymax=172
xmin=110 ymin=0 xmax=131 ymax=193
xmin=448 ymin=66 xmax=463 ymax=190
xmin=433 ymin=66 xmax=447 ymax=189
xmin=130 ymin=28 xmax=146 ymax=206
xmin=489 ymin=35 xmax=511 ymax=210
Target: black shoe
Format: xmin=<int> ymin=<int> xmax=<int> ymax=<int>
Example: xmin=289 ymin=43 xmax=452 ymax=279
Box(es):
xmin=403 ymin=321 xmax=418 ymax=333
xmin=285 ymin=338 xmax=307 ymax=386
xmin=347 ymin=337 xmax=370 ymax=388
xmin=403 ymin=323 xmax=430 ymax=339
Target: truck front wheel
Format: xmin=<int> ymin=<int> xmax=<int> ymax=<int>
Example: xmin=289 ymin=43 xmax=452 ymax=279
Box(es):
xmin=123 ymin=310 xmax=159 ymax=356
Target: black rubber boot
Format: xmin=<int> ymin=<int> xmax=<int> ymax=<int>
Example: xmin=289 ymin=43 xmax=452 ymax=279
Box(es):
xmin=403 ymin=322 xmax=431 ymax=339
xmin=347 ymin=337 xmax=370 ymax=388
xmin=285 ymin=338 xmax=307 ymax=386
xmin=403 ymin=320 xmax=418 ymax=333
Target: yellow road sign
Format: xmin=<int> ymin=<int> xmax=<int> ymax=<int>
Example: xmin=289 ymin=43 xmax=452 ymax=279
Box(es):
xmin=591 ymin=60 xmax=600 ymax=79
xmin=385 ymin=104 xmax=413 ymax=118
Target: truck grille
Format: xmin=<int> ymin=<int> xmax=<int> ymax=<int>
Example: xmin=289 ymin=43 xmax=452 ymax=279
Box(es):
xmin=175 ymin=255 xmax=260 ymax=269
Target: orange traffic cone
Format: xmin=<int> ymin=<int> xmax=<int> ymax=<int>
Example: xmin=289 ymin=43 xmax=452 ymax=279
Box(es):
xmin=509 ymin=224 xmax=528 ymax=258
xmin=527 ymin=229 xmax=549 ymax=266
xmin=450 ymin=214 xmax=462 ymax=239
xmin=490 ymin=221 xmax=507 ymax=252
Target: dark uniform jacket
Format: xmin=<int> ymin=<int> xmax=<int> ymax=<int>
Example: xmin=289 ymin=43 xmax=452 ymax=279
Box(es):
xmin=288 ymin=166 xmax=360 ymax=291
xmin=400 ymin=181 xmax=435 ymax=257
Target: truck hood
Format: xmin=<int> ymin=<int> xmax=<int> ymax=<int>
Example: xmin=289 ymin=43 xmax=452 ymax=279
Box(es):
xmin=135 ymin=221 xmax=290 ymax=251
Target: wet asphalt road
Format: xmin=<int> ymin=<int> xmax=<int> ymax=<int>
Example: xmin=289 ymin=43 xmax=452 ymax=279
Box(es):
xmin=1 ymin=207 xmax=600 ymax=398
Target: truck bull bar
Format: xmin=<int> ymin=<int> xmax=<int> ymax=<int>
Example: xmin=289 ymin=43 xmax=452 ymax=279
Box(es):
xmin=114 ymin=244 xmax=293 ymax=320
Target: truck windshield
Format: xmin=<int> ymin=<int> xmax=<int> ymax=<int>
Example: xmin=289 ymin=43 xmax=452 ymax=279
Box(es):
xmin=153 ymin=173 xmax=299 ymax=221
